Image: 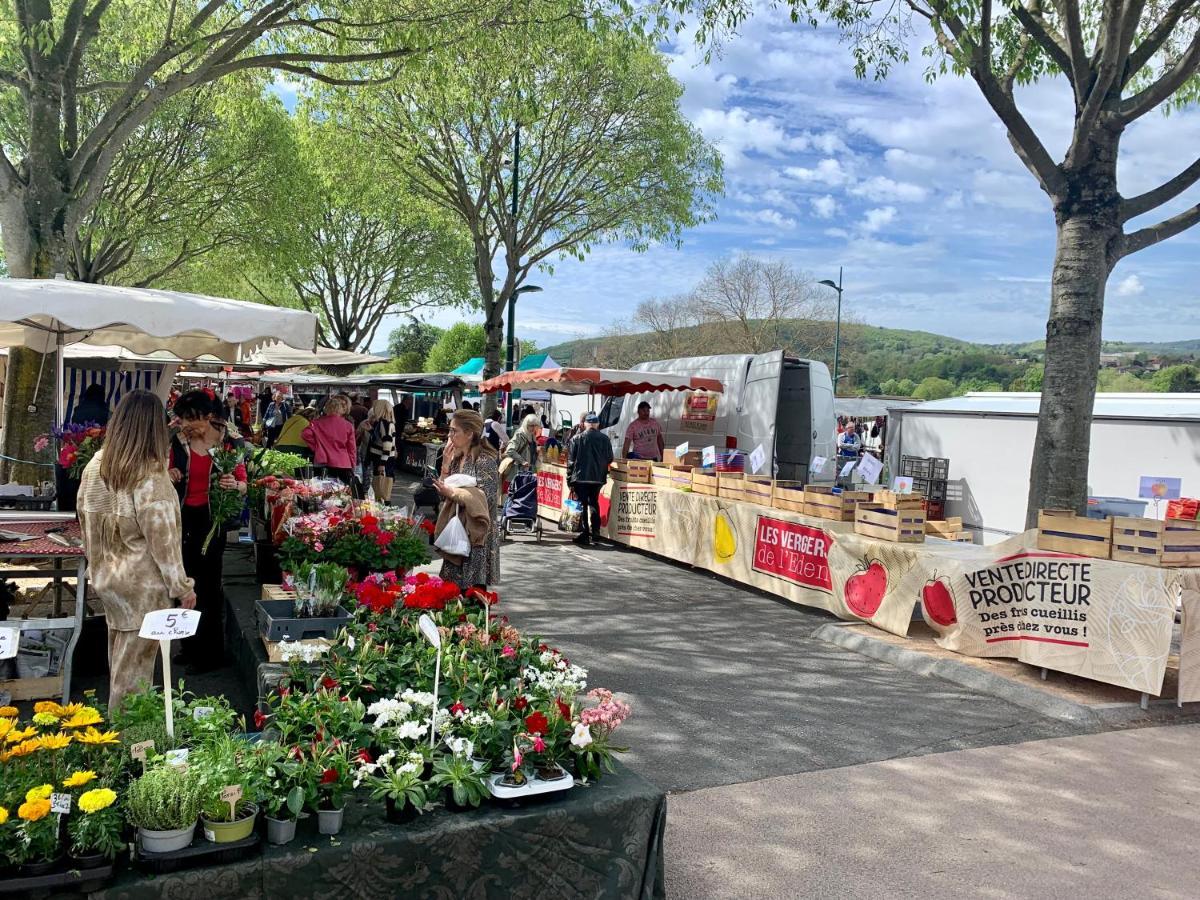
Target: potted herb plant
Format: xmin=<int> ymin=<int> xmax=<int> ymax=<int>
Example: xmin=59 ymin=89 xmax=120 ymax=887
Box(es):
xmin=126 ymin=764 xmax=202 ymax=854
xmin=257 ymin=561 xmax=352 ymax=642
xmin=67 ymin=787 xmax=123 ymax=868
xmin=194 ymin=735 xmax=262 ymax=844
xmin=431 ymin=750 xmax=489 ymax=812
xmin=257 ymin=743 xmax=310 ymax=845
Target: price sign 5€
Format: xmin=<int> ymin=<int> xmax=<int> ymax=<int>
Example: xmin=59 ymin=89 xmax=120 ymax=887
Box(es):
xmin=139 ymin=608 xmax=201 ymax=640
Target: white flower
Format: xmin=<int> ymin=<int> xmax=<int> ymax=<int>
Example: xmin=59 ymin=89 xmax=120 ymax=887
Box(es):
xmin=400 ymin=689 xmax=435 ymax=708
xmin=466 ymin=712 xmax=493 ymax=728
xmin=346 ymin=634 xmax=356 ymax=652
xmin=396 ymin=720 xmax=428 ymax=741
xmin=398 ymin=761 xmax=420 ymax=775
xmin=367 ymin=698 xmax=413 ymax=729
xmin=570 ymin=723 xmax=593 ymax=749
xmin=539 ymin=650 xmax=558 ymax=666
xmin=447 ymin=737 xmax=474 ymax=758
xmin=377 ymin=750 xmax=397 ymax=768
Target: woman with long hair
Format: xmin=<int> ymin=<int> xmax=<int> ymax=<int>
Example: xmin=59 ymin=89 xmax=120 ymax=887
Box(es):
xmin=78 ymin=390 xmax=196 ymax=711
xmin=169 ymin=390 xmax=247 ymax=673
xmin=434 ymin=409 xmax=500 ymax=589
xmin=366 ymin=399 xmax=397 ymax=504
xmin=504 ymin=413 xmax=542 ymax=472
xmin=302 ymin=395 xmax=358 ymax=489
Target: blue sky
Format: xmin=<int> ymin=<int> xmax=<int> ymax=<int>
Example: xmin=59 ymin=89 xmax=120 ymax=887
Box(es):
xmin=366 ymin=8 xmax=1200 ymax=352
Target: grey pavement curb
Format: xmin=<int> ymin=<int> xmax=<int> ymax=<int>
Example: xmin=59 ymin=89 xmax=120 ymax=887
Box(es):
xmin=812 ymin=623 xmax=1105 ymax=726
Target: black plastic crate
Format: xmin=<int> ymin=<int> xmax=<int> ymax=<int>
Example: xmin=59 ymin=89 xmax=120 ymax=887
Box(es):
xmin=900 ymin=455 xmax=931 ymax=479
xmin=930 ymin=457 xmax=950 ymax=481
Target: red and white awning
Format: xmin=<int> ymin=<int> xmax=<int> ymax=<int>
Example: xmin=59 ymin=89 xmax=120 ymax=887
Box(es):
xmin=478 ymin=367 xmax=723 ymax=396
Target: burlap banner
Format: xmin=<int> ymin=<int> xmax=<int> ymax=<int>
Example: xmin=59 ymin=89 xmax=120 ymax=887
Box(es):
xmin=594 ymin=482 xmax=1192 ymax=696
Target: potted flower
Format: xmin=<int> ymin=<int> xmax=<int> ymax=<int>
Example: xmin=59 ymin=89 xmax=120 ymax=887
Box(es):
xmin=67 ymin=786 xmax=123 ymax=868
xmin=258 ymin=561 xmax=352 ymax=642
xmin=431 ymin=742 xmax=489 ymax=811
xmin=126 ymin=764 xmax=203 ymax=854
xmin=256 ymin=743 xmax=310 ymax=845
xmin=310 ymin=743 xmax=353 ymax=835
xmin=13 ymin=784 xmax=61 ymax=875
xmin=194 ymin=735 xmax=262 ymax=844
xmin=357 ymin=749 xmax=429 ymax=824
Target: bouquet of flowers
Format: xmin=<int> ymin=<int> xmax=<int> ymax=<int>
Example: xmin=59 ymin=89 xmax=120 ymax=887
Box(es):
xmin=294 ymin=562 xmax=349 ymax=618
xmin=202 ymin=446 xmax=246 ymax=553
xmin=35 ymin=423 xmax=106 ymax=478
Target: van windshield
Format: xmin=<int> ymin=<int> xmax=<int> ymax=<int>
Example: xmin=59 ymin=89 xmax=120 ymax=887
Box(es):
xmin=598 ymin=397 xmax=623 ymax=429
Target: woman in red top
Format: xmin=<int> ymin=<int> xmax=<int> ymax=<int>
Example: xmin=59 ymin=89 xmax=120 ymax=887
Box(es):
xmin=168 ymin=390 xmax=247 ymax=673
xmin=302 ymin=396 xmax=359 ymax=493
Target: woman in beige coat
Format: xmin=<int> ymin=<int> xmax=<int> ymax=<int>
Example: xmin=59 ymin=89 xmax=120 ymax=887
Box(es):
xmin=78 ymin=390 xmax=196 ymax=712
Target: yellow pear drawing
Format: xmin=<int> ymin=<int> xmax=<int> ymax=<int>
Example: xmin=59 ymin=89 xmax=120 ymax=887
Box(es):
xmin=713 ymin=509 xmax=736 ymax=563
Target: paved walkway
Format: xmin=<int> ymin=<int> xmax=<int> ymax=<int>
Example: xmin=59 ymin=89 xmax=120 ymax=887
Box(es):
xmin=667 ymin=724 xmax=1200 ymax=898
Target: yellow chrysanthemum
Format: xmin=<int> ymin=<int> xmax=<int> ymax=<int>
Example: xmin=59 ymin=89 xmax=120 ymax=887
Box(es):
xmin=77 ymin=788 xmax=117 ymax=814
xmin=62 ymin=707 xmax=103 ymax=729
xmin=0 ymin=719 xmax=11 ymax=741
xmin=63 ymin=770 xmax=97 ymax=788
xmin=0 ymin=806 xmax=8 ymax=825
xmin=33 ymin=700 xmax=64 ymax=716
xmin=37 ymin=732 xmax=72 ymax=751
xmin=32 ymin=711 xmax=59 ymax=727
xmin=4 ymin=738 xmax=40 ymax=758
xmin=0 ymin=705 xmax=17 ymax=717
xmin=17 ymin=798 xmax=51 ymax=821
xmin=74 ymin=727 xmax=120 ymax=746
xmin=5 ymin=726 xmax=37 ymax=743
xmin=25 ymin=784 xmax=53 ymax=802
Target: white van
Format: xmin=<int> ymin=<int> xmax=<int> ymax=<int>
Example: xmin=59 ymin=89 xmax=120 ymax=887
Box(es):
xmin=597 ymin=351 xmax=836 ymax=481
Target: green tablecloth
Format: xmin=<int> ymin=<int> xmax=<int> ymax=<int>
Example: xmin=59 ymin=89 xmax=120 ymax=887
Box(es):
xmin=92 ymin=763 xmax=666 ymax=900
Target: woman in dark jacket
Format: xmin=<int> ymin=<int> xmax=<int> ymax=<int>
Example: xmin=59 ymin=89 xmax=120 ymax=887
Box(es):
xmin=168 ymin=390 xmax=246 ymax=673
xmin=72 ymin=383 xmax=111 ymax=426
xmin=366 ymin=399 xmax=397 ymax=504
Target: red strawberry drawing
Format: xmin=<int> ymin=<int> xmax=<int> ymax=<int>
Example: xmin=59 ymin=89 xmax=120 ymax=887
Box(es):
xmin=845 ymin=559 xmax=887 ymax=618
xmin=921 ymin=575 xmax=957 ymax=627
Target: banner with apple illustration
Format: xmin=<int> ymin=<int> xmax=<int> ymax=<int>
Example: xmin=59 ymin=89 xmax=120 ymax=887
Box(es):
xmin=589 ymin=483 xmax=1199 ymax=695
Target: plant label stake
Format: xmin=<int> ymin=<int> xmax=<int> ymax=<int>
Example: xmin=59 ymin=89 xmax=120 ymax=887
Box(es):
xmin=51 ymin=792 xmax=72 ymax=816
xmin=139 ymin=609 xmax=201 ymax=741
xmin=221 ymin=785 xmax=242 ymax=820
xmin=418 ymin=613 xmax=442 ymax=749
xmin=131 ymin=739 xmax=154 ymax=772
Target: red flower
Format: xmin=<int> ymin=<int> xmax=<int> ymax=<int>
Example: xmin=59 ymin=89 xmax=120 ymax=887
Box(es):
xmin=415 ymin=572 xmax=430 ymax=585
xmin=320 ymin=768 xmax=339 ymax=785
xmin=449 ymin=701 xmax=467 ymax=716
xmin=357 ymin=749 xmax=373 ymax=764
xmin=524 ymin=711 xmax=549 ymax=735
xmin=418 ymin=521 xmax=435 ymax=536
xmin=367 ymin=622 xmax=378 ymax=632
xmin=467 ymin=587 xmax=500 ymax=606
xmin=253 ymin=709 xmax=267 ymax=729
xmin=278 ymin=686 xmax=291 ymax=698
xmin=513 ymin=696 xmax=528 ymax=711
xmin=321 ymin=675 xmax=339 ymax=691
xmin=555 ymin=698 xmax=572 ymax=721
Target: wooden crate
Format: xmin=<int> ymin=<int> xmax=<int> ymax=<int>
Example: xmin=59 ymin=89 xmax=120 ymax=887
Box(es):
xmin=261 ymin=584 xmax=296 ymax=602
xmin=664 ymin=449 xmax=703 ymax=467
xmin=0 ymin=674 xmax=63 ymax=702
xmin=1036 ymin=509 xmax=1112 ymax=559
xmin=771 ymin=480 xmax=808 ymax=513
xmin=872 ymin=490 xmax=926 ymax=510
xmin=855 ymin=504 xmax=927 ymax=543
xmin=1111 ymin=516 xmax=1200 ymax=567
xmin=691 ymin=470 xmax=719 ymax=496
xmin=610 ymin=459 xmax=652 ymax=484
xmin=717 ymin=472 xmax=745 ymax=501
xmin=742 ymin=476 xmax=775 ymax=506
xmin=261 ymin=635 xmax=333 ymax=663
xmin=926 ymin=518 xmax=971 ymax=541
xmin=804 ymin=486 xmax=874 ymax=521
xmin=651 ymin=464 xmax=688 ymax=489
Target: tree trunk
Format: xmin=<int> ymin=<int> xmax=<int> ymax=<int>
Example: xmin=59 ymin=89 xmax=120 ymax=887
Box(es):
xmin=481 ymin=307 xmax=506 ymax=418
xmin=1024 ymin=211 xmax=1118 ymax=527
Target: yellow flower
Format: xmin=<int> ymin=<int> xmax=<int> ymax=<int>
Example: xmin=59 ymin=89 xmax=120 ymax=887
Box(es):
xmin=25 ymin=784 xmax=53 ymax=802
xmin=32 ymin=712 xmax=59 ymax=727
xmin=74 ymin=727 xmax=120 ymax=746
xmin=17 ymin=798 xmax=51 ymax=822
xmin=37 ymin=731 xmax=72 ymax=751
xmin=77 ymin=788 xmax=117 ymax=814
xmin=5 ymin=726 xmax=36 ymax=743
xmin=0 ymin=705 xmax=17 ymax=717
xmin=33 ymin=700 xmax=64 ymax=716
xmin=4 ymin=738 xmax=41 ymax=758
xmin=0 ymin=806 xmax=7 ymax=825
xmin=63 ymin=770 xmax=97 ymax=788
xmin=62 ymin=707 xmax=103 ymax=729
xmin=0 ymin=719 xmax=11 ymax=741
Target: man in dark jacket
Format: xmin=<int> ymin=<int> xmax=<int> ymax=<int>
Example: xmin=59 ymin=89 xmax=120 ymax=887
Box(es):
xmin=566 ymin=413 xmax=613 ymax=546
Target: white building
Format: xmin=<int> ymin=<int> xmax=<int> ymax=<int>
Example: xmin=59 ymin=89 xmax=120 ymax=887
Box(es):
xmin=885 ymin=392 xmax=1200 ymax=540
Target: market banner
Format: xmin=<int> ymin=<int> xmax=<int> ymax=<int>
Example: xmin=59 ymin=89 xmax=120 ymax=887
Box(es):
xmin=537 ymin=464 xmax=568 ymax=521
xmin=594 ymin=483 xmax=1193 ymax=695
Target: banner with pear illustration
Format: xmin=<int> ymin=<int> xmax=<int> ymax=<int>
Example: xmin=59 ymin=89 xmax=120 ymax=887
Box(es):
xmin=596 ymin=483 xmax=1193 ymax=695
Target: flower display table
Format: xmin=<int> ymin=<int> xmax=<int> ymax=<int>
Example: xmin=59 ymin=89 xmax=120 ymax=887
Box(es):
xmin=89 ymin=761 xmax=665 ymax=900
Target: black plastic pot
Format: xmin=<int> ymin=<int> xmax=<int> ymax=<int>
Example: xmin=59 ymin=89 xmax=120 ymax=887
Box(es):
xmin=384 ymin=797 xmax=420 ymax=824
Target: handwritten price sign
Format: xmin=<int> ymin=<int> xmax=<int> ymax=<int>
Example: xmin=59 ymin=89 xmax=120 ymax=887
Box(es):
xmin=138 ymin=608 xmax=201 ymax=640
xmin=0 ymin=626 xmax=17 ymax=661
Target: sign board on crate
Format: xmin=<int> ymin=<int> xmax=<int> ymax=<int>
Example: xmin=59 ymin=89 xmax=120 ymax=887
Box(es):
xmin=891 ymin=476 xmax=914 ymax=495
xmin=702 ymin=446 xmax=716 ymax=467
xmin=0 ymin=626 xmax=17 ymax=661
xmin=749 ymin=444 xmax=767 ymax=475
xmin=857 ymin=454 xmax=883 ymax=485
xmin=1138 ymin=476 xmax=1182 ymax=500
xmin=810 ymin=456 xmax=827 ymax=475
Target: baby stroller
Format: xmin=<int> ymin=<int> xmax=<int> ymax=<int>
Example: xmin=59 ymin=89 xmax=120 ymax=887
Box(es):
xmin=502 ymin=471 xmax=543 ymax=542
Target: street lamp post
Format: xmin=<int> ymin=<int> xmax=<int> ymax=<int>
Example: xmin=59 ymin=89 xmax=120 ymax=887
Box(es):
xmin=506 ymin=284 xmax=542 ymax=428
xmin=818 ymin=267 xmax=844 ymax=395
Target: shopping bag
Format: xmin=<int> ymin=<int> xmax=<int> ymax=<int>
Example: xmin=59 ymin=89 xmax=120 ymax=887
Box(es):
xmin=435 ymin=513 xmax=472 ymax=557
xmin=558 ymin=499 xmax=583 ymax=533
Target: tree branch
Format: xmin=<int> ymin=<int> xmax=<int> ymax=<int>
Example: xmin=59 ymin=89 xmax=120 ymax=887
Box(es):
xmin=1009 ymin=1 xmax=1074 ymax=81
xmin=1119 ymin=27 xmax=1200 ymax=122
xmin=1123 ymin=0 xmax=1195 ymax=86
xmin=1121 ymin=155 xmax=1200 ymax=221
xmin=1122 ymin=201 xmax=1200 ymax=256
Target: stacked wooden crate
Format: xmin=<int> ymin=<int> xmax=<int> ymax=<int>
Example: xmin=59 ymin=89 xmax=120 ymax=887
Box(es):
xmin=855 ymin=491 xmax=927 ymax=543
xmin=803 ymin=486 xmax=874 ymax=522
xmin=742 ymin=476 xmax=775 ymax=506
xmin=610 ymin=459 xmax=652 ymax=484
xmin=925 ymin=517 xmax=973 ymax=542
xmin=717 ymin=472 xmax=745 ymax=501
xmin=771 ymin=480 xmax=807 ymax=513
xmin=651 ymin=463 xmax=693 ymax=489
xmin=1111 ymin=516 xmax=1200 ymax=567
xmin=691 ymin=470 xmax=719 ymax=496
xmin=1036 ymin=509 xmax=1111 ymax=559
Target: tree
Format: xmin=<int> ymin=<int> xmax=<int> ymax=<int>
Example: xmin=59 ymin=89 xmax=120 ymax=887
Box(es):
xmin=912 ymin=377 xmax=956 ymax=401
xmin=691 ymin=257 xmax=836 ymax=355
xmin=1150 ymin=364 xmax=1200 ymax=392
xmin=388 ymin=322 xmax=444 ymax=363
xmin=880 ymin=377 xmax=917 ymax=396
xmin=1097 ymin=370 xmax=1151 ymax=392
xmin=342 ymin=19 xmax=722 ymax=412
xmin=631 ymin=295 xmax=711 ymax=359
xmin=425 ymin=323 xmax=487 ymax=373
xmin=0 ymin=0 xmax=574 ymax=480
xmin=669 ymin=0 xmax=1200 ymax=527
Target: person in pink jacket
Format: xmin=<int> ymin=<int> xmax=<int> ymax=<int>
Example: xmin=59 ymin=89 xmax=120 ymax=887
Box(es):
xmin=303 ymin=396 xmax=358 ymax=490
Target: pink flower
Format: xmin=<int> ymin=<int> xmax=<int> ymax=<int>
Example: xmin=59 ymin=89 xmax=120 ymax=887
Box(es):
xmin=33 ymin=436 xmax=49 ymax=453
xmin=532 ymin=736 xmax=546 ymax=753
xmin=313 ymin=541 xmax=324 ymax=552
xmin=512 ymin=743 xmax=523 ymax=771
xmin=502 ymin=645 xmax=516 ymax=658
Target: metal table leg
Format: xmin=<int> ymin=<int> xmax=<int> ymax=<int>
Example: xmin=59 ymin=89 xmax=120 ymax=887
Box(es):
xmin=60 ymin=558 xmax=86 ymax=703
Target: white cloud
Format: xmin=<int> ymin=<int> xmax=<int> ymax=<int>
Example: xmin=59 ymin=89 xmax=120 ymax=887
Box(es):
xmin=733 ymin=208 xmax=798 ymax=229
xmin=883 ymin=148 xmax=936 ymax=171
xmin=785 ymin=158 xmax=848 ymax=186
xmin=690 ymin=107 xmax=805 ymax=169
xmin=850 ymin=176 xmax=928 ymax=203
xmin=1116 ymin=274 xmax=1145 ymax=296
xmin=811 ymin=195 xmax=838 ymax=219
xmin=861 ymin=206 xmax=897 ymax=233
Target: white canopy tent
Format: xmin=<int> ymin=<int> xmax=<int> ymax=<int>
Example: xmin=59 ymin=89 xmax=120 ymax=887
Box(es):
xmin=0 ymin=277 xmax=318 ymax=426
